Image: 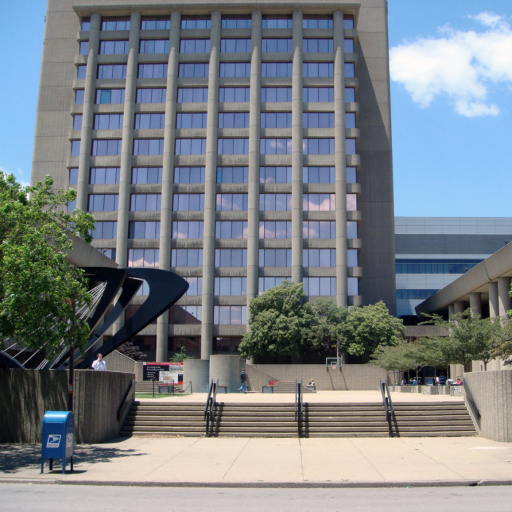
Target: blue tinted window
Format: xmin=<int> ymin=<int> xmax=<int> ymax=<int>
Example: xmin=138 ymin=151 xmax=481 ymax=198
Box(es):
xmin=91 ymin=139 xmax=122 ymax=155
xmin=262 ymin=39 xmax=292 ymax=52
xmin=219 ymin=87 xmax=250 ymax=102
xmin=262 ymin=16 xmax=292 ymax=29
xmin=75 ymin=90 xmax=85 ymax=104
xmin=90 ymin=167 xmax=120 ymax=184
xmin=97 ymin=64 xmax=127 ymax=79
xmin=141 ymin=16 xmax=170 ymax=30
xmin=77 ymin=65 xmax=87 ymax=79
xmin=136 ymin=88 xmax=166 ymax=103
xmin=174 ymin=167 xmax=205 ymax=184
xmin=218 ymin=113 xmax=249 ymax=128
xmin=218 ymin=138 xmax=249 ymax=154
xmin=303 ymin=138 xmax=335 ymax=154
xmin=177 ymin=87 xmax=208 ymax=102
xmin=261 ymin=112 xmax=292 ymax=128
xmin=180 ymin=39 xmax=210 ymax=53
xmin=132 ymin=167 xmax=163 ymax=184
xmin=178 ymin=63 xmax=209 ymax=78
xmin=140 ymin=39 xmax=170 ymax=53
xmin=303 ymin=166 xmax=335 ymax=184
xmin=133 ymin=139 xmax=164 ymax=155
xmin=262 ymin=62 xmax=292 ymax=77
xmin=99 ymin=40 xmax=129 ymax=54
xmin=259 ymin=221 xmax=292 ymax=239
xmin=219 ymin=62 xmax=251 ymax=77
xmin=181 ymin=16 xmax=211 ymax=29
xmin=303 ymin=112 xmax=334 ymax=128
xmin=259 ymin=166 xmax=291 ymax=184
xmin=221 ymin=39 xmax=251 ymax=52
xmin=94 ymin=114 xmax=123 ymax=130
xmin=261 ymin=87 xmax=292 ymax=102
xmin=260 ymin=138 xmax=292 ymax=154
xmin=129 ymin=221 xmax=160 ymax=239
xmin=303 ymin=39 xmax=333 ymax=52
xmin=303 ymin=15 xmax=333 ymax=29
xmin=96 ymin=89 xmax=125 ymax=104
xmin=221 ymin=16 xmax=251 ymax=29
xmin=303 ymin=63 xmax=334 ymax=78
xmin=303 ymin=87 xmax=334 ymax=102
xmin=130 ymin=194 xmax=162 ymax=211
xmin=135 ymin=113 xmax=165 ymax=129
xmin=101 ymin=17 xmax=130 ymax=31
xmin=138 ymin=64 xmax=168 ymax=78
xmin=175 ymin=139 xmax=207 ymax=155
xmin=93 ymin=221 xmax=118 ymax=239
xmin=176 ymin=113 xmax=207 ymax=129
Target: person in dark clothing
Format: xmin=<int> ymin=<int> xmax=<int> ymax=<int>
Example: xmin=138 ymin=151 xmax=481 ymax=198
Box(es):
xmin=239 ymin=369 xmax=248 ymax=393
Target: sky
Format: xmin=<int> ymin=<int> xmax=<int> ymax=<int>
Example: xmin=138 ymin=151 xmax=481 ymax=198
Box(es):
xmin=0 ymin=0 xmax=511 ymax=217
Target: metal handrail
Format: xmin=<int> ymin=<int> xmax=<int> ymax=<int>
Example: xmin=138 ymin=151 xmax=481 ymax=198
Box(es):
xmin=204 ymin=379 xmax=218 ymax=436
xmin=295 ymin=380 xmax=304 ymax=437
xmin=380 ymin=380 xmax=396 ymax=436
xmin=116 ymin=379 xmax=134 ymax=421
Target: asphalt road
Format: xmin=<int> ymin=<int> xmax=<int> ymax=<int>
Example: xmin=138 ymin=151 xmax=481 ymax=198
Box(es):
xmin=2 ymin=483 xmax=512 ymax=512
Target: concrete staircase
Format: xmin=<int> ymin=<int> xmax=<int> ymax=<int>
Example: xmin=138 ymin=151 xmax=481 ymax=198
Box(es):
xmin=120 ymin=401 xmax=477 ymax=438
xmin=120 ymin=402 xmax=206 ymax=437
xmin=304 ymin=402 xmax=477 ymax=437
xmin=209 ymin=403 xmax=298 ymax=437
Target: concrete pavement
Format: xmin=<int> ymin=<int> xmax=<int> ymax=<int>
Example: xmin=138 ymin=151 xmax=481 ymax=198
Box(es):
xmin=1 ymin=391 xmax=511 ymax=488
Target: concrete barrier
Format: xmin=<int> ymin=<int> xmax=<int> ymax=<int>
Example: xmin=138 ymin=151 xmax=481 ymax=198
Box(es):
xmin=246 ymin=364 xmax=388 ymax=391
xmin=0 ymin=369 xmax=134 ymax=444
xmin=184 ymin=359 xmax=209 ymax=393
xmin=463 ymin=370 xmax=512 ymax=442
xmin=210 ymin=355 xmax=242 ymax=393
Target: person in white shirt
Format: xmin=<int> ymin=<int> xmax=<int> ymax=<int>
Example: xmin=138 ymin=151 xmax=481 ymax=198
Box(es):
xmin=92 ymin=353 xmax=107 ymax=371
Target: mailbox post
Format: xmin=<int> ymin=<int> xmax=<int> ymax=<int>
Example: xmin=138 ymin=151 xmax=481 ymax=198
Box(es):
xmin=41 ymin=411 xmax=75 ymax=474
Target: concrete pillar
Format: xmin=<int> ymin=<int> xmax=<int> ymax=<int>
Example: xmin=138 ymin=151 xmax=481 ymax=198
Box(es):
xmin=333 ymin=10 xmax=347 ymax=307
xmin=201 ymin=11 xmax=221 ymax=360
xmin=489 ymin=281 xmax=499 ymax=318
xmin=469 ymin=292 xmax=482 ymax=318
xmin=453 ymin=301 xmax=465 ymax=314
xmin=156 ymin=12 xmax=181 ymax=363
xmin=291 ymin=10 xmax=304 ymax=285
xmin=184 ymin=359 xmax=210 ymax=393
xmin=210 ymin=355 xmax=242 ymax=393
xmin=113 ymin=12 xmax=140 ymax=334
xmin=498 ymin=276 xmax=511 ymax=317
xmin=76 ymin=13 xmax=101 ymax=211
xmin=448 ymin=304 xmax=455 ymax=318
xmin=116 ymin=12 xmax=141 ymax=269
xmin=246 ymin=11 xmax=262 ymax=308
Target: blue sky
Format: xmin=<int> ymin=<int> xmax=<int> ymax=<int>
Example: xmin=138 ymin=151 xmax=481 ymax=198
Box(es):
xmin=0 ymin=0 xmax=511 ymax=217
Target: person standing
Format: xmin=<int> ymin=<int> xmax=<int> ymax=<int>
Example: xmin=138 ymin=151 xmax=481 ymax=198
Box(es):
xmin=239 ymin=369 xmax=248 ymax=393
xmin=92 ymin=353 xmax=107 ymax=371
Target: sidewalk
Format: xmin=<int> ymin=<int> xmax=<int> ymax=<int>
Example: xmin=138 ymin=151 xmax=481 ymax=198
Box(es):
xmin=1 ymin=391 xmax=511 ymax=488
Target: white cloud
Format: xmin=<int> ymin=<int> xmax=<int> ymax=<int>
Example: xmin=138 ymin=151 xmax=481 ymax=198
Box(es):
xmin=390 ymin=12 xmax=512 ymax=117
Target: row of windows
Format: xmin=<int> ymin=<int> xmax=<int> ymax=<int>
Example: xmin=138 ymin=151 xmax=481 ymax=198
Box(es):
xmin=77 ymin=61 xmax=355 ymax=81
xmin=170 ymin=220 xmax=357 ymax=240
xmin=83 ymin=37 xmax=353 ymax=56
xmin=83 ymin=15 xmax=354 ymax=33
xmin=71 ymin=165 xmax=356 ymax=186
xmin=396 ymin=289 xmax=440 ymax=300
xmin=74 ymin=111 xmax=356 ymax=133
xmin=74 ymin=134 xmax=357 ymax=155
xmin=87 ymin=217 xmax=357 ymax=241
xmin=395 ymin=259 xmax=482 ymax=274
xmin=76 ymin=86 xmax=355 ymax=105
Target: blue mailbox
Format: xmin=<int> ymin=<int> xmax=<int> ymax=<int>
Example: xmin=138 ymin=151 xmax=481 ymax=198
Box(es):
xmin=41 ymin=411 xmax=74 ymax=474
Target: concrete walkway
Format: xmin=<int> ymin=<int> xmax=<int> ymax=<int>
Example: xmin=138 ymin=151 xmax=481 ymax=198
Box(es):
xmin=1 ymin=391 xmax=511 ymax=488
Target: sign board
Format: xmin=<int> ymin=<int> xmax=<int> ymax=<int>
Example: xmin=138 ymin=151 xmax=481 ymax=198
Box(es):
xmin=143 ymin=362 xmax=183 ymax=383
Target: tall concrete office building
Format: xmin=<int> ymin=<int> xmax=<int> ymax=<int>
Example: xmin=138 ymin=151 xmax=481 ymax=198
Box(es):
xmin=32 ymin=0 xmax=395 ymax=361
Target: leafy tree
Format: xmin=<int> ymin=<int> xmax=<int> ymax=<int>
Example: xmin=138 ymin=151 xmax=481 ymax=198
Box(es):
xmin=238 ymin=281 xmax=313 ymax=360
xmin=118 ymin=341 xmax=147 ymax=361
xmin=340 ymin=301 xmax=404 ymax=361
xmin=170 ymin=346 xmax=194 ymax=362
xmin=422 ymin=310 xmax=506 ymax=370
xmin=0 ymin=173 xmax=95 ymax=357
xmin=308 ymin=298 xmax=348 ymax=353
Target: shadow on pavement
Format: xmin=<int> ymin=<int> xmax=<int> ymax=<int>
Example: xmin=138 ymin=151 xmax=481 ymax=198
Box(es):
xmin=0 ymin=443 xmax=145 ymax=474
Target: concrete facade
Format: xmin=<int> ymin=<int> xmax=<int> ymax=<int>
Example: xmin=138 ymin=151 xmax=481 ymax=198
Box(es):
xmin=0 ymin=369 xmax=134 ymax=444
xmin=463 ymin=370 xmax=512 ymax=442
xmin=32 ymin=0 xmax=395 ymax=361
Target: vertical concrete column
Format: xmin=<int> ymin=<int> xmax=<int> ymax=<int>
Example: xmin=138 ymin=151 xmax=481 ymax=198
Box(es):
xmin=116 ymin=12 xmax=141 ymax=269
xmin=201 ymin=11 xmax=221 ymax=360
xmin=333 ymin=10 xmax=347 ymax=307
xmin=77 ymin=13 xmax=101 ymax=211
xmin=453 ymin=301 xmax=465 ymax=314
xmin=469 ymin=292 xmax=482 ymax=317
xmin=156 ymin=12 xmax=181 ymax=363
xmin=246 ymin=11 xmax=262 ymax=316
xmin=498 ymin=276 xmax=511 ymax=317
xmin=448 ymin=304 xmax=455 ymax=318
xmin=113 ymin=13 xmax=140 ymax=335
xmin=489 ymin=281 xmax=499 ymax=318
xmin=291 ymin=10 xmax=304 ymax=285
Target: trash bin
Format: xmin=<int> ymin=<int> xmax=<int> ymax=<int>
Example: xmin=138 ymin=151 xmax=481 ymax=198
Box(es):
xmin=41 ymin=411 xmax=74 ymax=474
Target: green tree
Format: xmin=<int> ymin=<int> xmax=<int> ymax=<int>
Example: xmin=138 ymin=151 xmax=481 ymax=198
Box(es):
xmin=340 ymin=301 xmax=405 ymax=361
xmin=238 ymin=281 xmax=313 ymax=360
xmin=170 ymin=346 xmax=194 ymax=362
xmin=0 ymin=173 xmax=95 ymax=356
xmin=308 ymin=298 xmax=348 ymax=353
xmin=422 ymin=310 xmax=505 ymax=370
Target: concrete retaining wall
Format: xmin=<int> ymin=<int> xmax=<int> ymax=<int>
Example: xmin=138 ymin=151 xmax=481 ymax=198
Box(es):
xmin=463 ymin=370 xmax=512 ymax=442
xmin=0 ymin=369 xmax=134 ymax=444
xmin=104 ymin=351 xmax=144 ymax=381
xmin=247 ymin=364 xmax=388 ymax=391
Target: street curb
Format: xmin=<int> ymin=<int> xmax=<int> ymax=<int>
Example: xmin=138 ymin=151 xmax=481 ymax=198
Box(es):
xmin=2 ymin=478 xmax=512 ymax=488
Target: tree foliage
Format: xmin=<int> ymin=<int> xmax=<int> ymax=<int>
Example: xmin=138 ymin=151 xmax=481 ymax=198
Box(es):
xmin=340 ymin=301 xmax=404 ymax=359
xmin=422 ymin=309 xmax=506 ymax=370
xmin=238 ymin=281 xmax=313 ymax=359
xmin=240 ymin=286 xmax=403 ymax=361
xmin=118 ymin=341 xmax=147 ymax=361
xmin=170 ymin=346 xmax=194 ymax=362
xmin=0 ymin=173 xmax=95 ymax=356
